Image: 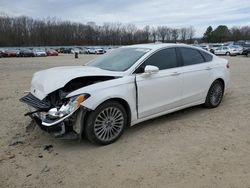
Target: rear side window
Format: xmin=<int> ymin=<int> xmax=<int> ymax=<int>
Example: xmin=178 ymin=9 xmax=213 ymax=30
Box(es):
xmin=180 ymin=48 xmax=205 ymax=66
xmin=143 ymin=48 xmax=178 ymax=70
xmin=200 ymin=51 xmax=213 ymax=62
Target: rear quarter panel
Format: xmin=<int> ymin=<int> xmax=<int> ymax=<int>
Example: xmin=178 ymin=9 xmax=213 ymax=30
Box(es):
xmin=211 ymin=56 xmax=230 ymax=92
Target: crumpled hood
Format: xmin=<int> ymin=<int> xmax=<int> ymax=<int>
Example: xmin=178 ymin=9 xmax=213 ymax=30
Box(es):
xmin=30 ymin=66 xmax=123 ymax=100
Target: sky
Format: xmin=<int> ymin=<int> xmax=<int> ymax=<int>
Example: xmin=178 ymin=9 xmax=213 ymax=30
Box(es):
xmin=0 ymin=0 xmax=250 ymax=37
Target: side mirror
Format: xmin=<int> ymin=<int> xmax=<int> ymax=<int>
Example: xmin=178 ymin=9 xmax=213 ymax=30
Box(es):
xmin=144 ymin=65 xmax=159 ymax=75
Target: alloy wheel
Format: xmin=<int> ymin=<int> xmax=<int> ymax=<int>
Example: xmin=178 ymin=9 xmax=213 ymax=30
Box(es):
xmin=210 ymin=83 xmax=223 ymax=106
xmin=93 ymin=107 xmax=124 ymax=142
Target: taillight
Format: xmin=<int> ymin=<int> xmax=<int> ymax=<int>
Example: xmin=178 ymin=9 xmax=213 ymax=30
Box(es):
xmin=226 ymin=63 xmax=230 ymax=69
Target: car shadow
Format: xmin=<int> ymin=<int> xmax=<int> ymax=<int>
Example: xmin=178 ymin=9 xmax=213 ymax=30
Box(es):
xmin=126 ymin=105 xmax=205 ymax=134
xmin=37 ymin=105 xmax=210 ymax=149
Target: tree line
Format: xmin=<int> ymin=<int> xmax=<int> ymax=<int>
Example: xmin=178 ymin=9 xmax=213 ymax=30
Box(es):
xmin=203 ymin=25 xmax=250 ymax=43
xmin=0 ymin=14 xmax=196 ymax=46
xmin=0 ymin=13 xmax=249 ymax=47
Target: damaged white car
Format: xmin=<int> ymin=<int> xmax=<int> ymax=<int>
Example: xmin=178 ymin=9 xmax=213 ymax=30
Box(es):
xmin=20 ymin=44 xmax=230 ymax=145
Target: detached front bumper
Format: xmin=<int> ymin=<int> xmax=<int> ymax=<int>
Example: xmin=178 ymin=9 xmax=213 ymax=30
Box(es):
xmin=27 ymin=106 xmax=87 ymax=140
xmin=20 ymin=93 xmax=88 ymax=139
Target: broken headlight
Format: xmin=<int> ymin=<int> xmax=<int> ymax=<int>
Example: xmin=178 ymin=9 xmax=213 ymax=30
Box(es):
xmin=47 ymin=94 xmax=89 ymax=119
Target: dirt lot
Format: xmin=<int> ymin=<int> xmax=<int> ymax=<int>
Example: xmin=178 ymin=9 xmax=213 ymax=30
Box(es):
xmin=0 ymin=54 xmax=250 ymax=188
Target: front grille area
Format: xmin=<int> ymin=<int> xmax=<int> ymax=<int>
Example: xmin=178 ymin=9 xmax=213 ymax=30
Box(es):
xmin=20 ymin=93 xmax=51 ymax=110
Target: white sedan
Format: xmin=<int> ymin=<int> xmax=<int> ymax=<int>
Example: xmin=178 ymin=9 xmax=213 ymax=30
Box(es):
xmin=20 ymin=44 xmax=230 ymax=145
xmin=33 ymin=48 xmax=47 ymax=57
xmin=86 ymin=48 xmax=105 ymax=54
xmin=214 ymin=46 xmax=238 ymax=56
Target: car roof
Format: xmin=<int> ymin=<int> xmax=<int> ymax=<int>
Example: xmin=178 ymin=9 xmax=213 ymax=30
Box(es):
xmin=122 ymin=43 xmax=201 ymax=50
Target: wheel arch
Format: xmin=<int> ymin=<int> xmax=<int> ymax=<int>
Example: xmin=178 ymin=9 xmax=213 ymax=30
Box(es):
xmin=212 ymin=78 xmax=225 ymax=91
xmin=203 ymin=77 xmax=225 ymax=108
xmin=205 ymin=77 xmax=225 ymax=100
xmin=84 ymin=97 xmax=132 ymax=128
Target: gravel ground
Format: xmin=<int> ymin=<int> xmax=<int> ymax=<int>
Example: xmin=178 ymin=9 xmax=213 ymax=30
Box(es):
xmin=0 ymin=54 xmax=250 ymax=188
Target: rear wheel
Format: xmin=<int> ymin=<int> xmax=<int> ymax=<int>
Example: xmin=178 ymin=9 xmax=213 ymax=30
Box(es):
xmin=226 ymin=52 xmax=230 ymax=56
xmin=247 ymin=52 xmax=250 ymax=57
xmin=204 ymin=80 xmax=224 ymax=108
xmin=85 ymin=101 xmax=127 ymax=145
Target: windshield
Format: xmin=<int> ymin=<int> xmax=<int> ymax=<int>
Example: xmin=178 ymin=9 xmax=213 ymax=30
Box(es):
xmin=87 ymin=47 xmax=150 ymax=71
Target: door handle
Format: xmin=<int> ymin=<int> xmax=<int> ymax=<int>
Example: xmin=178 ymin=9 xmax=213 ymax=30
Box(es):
xmin=205 ymin=67 xmax=212 ymax=70
xmin=170 ymin=72 xmax=180 ymax=76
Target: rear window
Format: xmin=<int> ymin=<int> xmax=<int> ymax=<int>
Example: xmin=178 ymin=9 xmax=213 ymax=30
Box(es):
xmin=200 ymin=51 xmax=213 ymax=62
xmin=180 ymin=48 xmax=205 ymax=66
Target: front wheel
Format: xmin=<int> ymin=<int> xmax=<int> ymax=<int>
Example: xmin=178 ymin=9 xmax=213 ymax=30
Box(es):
xmin=85 ymin=101 xmax=127 ymax=145
xmin=226 ymin=52 xmax=230 ymax=56
xmin=204 ymin=80 xmax=224 ymax=108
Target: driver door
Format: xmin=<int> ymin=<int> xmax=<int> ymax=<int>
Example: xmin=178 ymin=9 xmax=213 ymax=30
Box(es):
xmin=135 ymin=48 xmax=183 ymax=119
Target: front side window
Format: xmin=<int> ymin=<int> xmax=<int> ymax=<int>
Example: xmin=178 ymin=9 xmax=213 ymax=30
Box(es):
xmin=143 ymin=48 xmax=178 ymax=70
xmin=180 ymin=48 xmax=205 ymax=66
xmin=87 ymin=48 xmax=150 ymax=71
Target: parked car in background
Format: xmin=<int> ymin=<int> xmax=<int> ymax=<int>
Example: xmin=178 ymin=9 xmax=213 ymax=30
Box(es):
xmin=242 ymin=48 xmax=250 ymax=57
xmin=46 ymin=49 xmax=59 ymax=56
xmin=62 ymin=48 xmax=72 ymax=54
xmin=33 ymin=48 xmax=47 ymax=57
xmin=0 ymin=49 xmax=3 ymax=58
xmin=20 ymin=43 xmax=229 ymax=145
xmin=74 ymin=47 xmax=87 ymax=54
xmin=2 ymin=49 xmax=19 ymax=57
xmin=86 ymin=48 xmax=95 ymax=54
xmin=86 ymin=48 xmax=105 ymax=54
xmin=19 ymin=49 xmax=35 ymax=57
xmin=242 ymin=44 xmax=250 ymax=50
xmin=56 ymin=47 xmax=65 ymax=53
xmin=234 ymin=41 xmax=247 ymax=47
xmin=199 ymin=44 xmax=209 ymax=51
xmin=214 ymin=46 xmax=237 ymax=56
xmin=71 ymin=48 xmax=85 ymax=54
xmin=229 ymin=45 xmax=243 ymax=55
xmin=209 ymin=44 xmax=224 ymax=54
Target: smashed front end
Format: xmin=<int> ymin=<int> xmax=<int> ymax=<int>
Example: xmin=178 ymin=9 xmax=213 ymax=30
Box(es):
xmin=19 ymin=65 xmax=120 ymax=140
xmin=20 ymin=91 xmax=90 ymax=140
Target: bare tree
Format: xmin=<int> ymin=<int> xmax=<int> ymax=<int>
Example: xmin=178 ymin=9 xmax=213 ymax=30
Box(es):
xmin=187 ymin=26 xmax=195 ymax=44
xmin=143 ymin=25 xmax=150 ymax=43
xmin=150 ymin=27 xmax=157 ymax=42
xmin=171 ymin=29 xmax=179 ymax=43
xmin=180 ymin=27 xmax=187 ymax=42
xmin=1 ymin=13 xmax=250 ymax=47
xmin=157 ymin=26 xmax=169 ymax=42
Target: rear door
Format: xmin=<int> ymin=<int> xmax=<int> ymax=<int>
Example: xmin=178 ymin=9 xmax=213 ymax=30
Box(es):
xmin=135 ymin=48 xmax=183 ymax=118
xmin=177 ymin=47 xmax=213 ymax=105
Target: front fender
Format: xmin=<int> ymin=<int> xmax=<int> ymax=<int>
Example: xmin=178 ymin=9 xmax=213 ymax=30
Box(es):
xmin=66 ymin=76 xmax=137 ymax=122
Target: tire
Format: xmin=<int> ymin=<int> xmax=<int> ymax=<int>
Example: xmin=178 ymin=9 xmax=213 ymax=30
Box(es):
xmin=84 ymin=101 xmax=127 ymax=145
xmin=204 ymin=80 xmax=224 ymax=108
xmin=226 ymin=52 xmax=230 ymax=56
xmin=247 ymin=52 xmax=250 ymax=57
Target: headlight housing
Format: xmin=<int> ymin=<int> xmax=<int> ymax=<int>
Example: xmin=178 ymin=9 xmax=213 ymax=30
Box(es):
xmin=47 ymin=94 xmax=89 ymax=119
